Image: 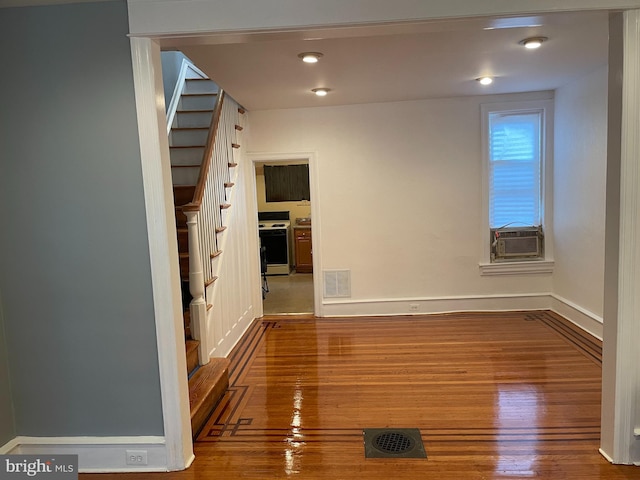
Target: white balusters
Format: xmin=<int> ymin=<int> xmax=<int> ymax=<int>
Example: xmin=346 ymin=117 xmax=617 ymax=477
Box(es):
xmin=183 ymin=91 xmax=242 ymax=361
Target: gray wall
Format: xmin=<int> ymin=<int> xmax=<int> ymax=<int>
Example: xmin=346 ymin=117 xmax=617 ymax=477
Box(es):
xmin=161 ymin=51 xmax=189 ymax=111
xmin=0 ymin=293 xmax=16 ymax=445
xmin=0 ymin=1 xmax=164 ymax=436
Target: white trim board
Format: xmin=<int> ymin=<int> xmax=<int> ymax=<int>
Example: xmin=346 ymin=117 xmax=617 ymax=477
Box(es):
xmin=322 ymin=293 xmax=551 ymax=317
xmin=0 ymin=437 xmax=19 ymax=455
xmin=550 ymin=294 xmax=603 ymax=340
xmin=165 ymin=57 xmax=209 ymax=134
xmin=321 ymin=293 xmax=602 ymax=339
xmin=247 ymin=151 xmax=323 ymax=317
xmin=2 ymin=436 xmax=185 ymax=473
xmin=127 ymin=0 xmax=640 ymax=37
xmin=130 ymin=37 xmax=193 ymax=471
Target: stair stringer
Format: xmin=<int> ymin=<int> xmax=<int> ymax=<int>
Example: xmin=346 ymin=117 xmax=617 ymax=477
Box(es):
xmin=165 ymin=57 xmax=212 ymax=135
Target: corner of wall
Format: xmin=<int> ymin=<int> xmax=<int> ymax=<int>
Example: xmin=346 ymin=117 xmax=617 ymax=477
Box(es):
xmin=0 ymin=288 xmax=17 ymax=448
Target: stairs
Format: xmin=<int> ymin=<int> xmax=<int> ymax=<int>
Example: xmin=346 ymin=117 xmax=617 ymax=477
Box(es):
xmin=169 ymin=74 xmax=230 ymax=437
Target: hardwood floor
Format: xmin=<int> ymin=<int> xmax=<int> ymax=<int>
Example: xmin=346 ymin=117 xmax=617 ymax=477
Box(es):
xmin=82 ymin=311 xmax=640 ymax=479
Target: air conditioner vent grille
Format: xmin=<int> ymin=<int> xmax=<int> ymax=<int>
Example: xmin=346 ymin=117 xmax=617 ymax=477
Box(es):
xmin=491 ymin=226 xmax=543 ymax=261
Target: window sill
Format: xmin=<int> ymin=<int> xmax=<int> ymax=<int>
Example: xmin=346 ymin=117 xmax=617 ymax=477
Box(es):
xmin=479 ymin=259 xmax=554 ymax=276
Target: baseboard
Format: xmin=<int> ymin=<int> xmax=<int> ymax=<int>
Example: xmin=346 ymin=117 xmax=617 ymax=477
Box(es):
xmin=550 ymin=294 xmax=603 ymax=340
xmin=599 ymin=447 xmax=614 ymax=463
xmin=321 ymin=293 xmax=552 ymax=317
xmin=3 ymin=436 xmax=170 ymax=473
xmin=209 ymin=305 xmax=255 ymax=358
xmin=0 ymin=436 xmax=19 ymax=454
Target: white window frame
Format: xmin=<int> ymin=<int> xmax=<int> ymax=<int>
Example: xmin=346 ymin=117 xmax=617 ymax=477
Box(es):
xmin=479 ymin=99 xmax=554 ymax=276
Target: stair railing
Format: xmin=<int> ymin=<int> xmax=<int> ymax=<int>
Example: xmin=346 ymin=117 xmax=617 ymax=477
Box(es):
xmin=182 ymin=89 xmax=239 ymax=364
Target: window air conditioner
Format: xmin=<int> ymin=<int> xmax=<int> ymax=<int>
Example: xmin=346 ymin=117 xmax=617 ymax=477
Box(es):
xmin=491 ymin=226 xmax=543 ymax=261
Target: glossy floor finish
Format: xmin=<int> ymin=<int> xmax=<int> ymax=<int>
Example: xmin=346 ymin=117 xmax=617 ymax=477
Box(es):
xmin=82 ymin=312 xmax=640 ymax=479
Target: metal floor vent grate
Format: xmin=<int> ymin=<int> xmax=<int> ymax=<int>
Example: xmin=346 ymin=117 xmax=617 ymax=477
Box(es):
xmin=363 ymin=428 xmax=427 ymax=459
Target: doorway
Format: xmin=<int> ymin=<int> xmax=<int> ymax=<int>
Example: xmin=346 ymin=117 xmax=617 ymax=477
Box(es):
xmin=251 ymin=155 xmax=318 ymax=315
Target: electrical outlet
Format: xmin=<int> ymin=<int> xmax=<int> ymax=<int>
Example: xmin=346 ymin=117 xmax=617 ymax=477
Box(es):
xmin=409 ymin=303 xmax=419 ymax=311
xmin=126 ymin=450 xmax=148 ymax=466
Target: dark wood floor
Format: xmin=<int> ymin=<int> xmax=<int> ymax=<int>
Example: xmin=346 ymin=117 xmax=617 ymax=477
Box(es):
xmin=83 ymin=311 xmax=640 ymax=479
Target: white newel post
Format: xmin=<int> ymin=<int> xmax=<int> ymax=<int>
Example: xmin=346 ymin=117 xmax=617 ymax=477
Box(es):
xmin=184 ymin=209 xmax=210 ymax=365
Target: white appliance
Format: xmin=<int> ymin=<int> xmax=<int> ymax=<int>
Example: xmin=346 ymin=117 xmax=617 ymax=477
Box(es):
xmin=258 ymin=211 xmax=291 ymax=275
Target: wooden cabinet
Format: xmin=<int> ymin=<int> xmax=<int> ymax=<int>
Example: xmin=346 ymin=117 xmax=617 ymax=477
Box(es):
xmin=294 ymin=228 xmax=313 ymax=273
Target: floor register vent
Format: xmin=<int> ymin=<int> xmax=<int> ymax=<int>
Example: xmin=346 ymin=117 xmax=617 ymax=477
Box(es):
xmin=363 ymin=428 xmax=427 ymax=459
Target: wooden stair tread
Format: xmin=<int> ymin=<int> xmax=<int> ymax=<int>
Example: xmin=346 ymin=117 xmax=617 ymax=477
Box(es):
xmin=189 ymin=357 xmax=230 ymax=436
xmin=238 ymin=107 xmax=246 ymax=114
xmin=211 ymin=250 xmax=222 ymax=258
xmin=228 ymin=162 xmax=238 ymax=167
xmin=220 ymin=203 xmax=231 ymax=210
xmin=231 ymin=143 xmax=240 ymax=148
xmin=205 ymin=276 xmax=218 ymax=287
xmin=235 ymin=124 xmax=243 ymax=131
xmin=224 ymin=182 xmax=235 ymax=188
xmin=215 ymin=226 xmax=227 ymax=234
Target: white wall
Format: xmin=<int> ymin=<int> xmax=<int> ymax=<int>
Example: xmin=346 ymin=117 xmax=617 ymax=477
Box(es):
xmin=248 ymin=91 xmax=554 ymax=315
xmin=553 ymin=66 xmax=608 ymax=322
xmin=161 ymin=51 xmax=189 ymax=110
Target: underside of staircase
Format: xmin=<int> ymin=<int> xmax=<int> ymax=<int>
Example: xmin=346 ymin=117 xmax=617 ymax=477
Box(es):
xmin=170 ymin=74 xmax=231 ymax=437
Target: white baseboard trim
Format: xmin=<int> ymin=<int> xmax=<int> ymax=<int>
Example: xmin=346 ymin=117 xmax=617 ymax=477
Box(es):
xmin=0 ymin=437 xmax=19 ymax=454
xmin=600 ymin=447 xmax=615 ymax=463
xmin=321 ymin=293 xmax=602 ymax=345
xmin=550 ymin=294 xmax=603 ymax=340
xmin=321 ymin=293 xmax=552 ymax=317
xmin=4 ymin=436 xmax=171 ymax=473
xmin=209 ymin=306 xmax=255 ymax=358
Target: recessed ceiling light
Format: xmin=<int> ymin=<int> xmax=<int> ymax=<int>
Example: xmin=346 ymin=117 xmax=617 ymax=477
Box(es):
xmin=298 ymin=52 xmax=324 ymax=63
xmin=520 ymin=36 xmax=547 ymax=49
xmin=476 ymin=77 xmax=493 ymax=86
xmin=311 ymin=88 xmax=330 ymax=96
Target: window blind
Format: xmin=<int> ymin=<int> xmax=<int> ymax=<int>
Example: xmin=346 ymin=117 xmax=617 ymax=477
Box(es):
xmin=489 ymin=112 xmax=541 ymax=228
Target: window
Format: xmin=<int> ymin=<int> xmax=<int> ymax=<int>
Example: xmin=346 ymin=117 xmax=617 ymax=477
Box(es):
xmin=480 ymin=100 xmax=554 ymax=275
xmin=489 ymin=112 xmax=541 ymax=229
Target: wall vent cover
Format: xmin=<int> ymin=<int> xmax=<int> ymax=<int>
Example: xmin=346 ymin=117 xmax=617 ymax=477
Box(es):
xmin=323 ymin=270 xmax=351 ymax=298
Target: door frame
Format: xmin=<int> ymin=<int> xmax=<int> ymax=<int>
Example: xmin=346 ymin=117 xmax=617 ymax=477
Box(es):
xmin=248 ymin=152 xmax=322 ymax=317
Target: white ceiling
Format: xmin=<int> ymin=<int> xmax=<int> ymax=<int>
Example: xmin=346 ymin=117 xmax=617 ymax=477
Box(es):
xmin=169 ymin=10 xmax=609 ymax=111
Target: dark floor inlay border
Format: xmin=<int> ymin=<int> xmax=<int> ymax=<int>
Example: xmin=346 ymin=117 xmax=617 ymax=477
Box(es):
xmin=363 ymin=428 xmax=427 ymax=459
